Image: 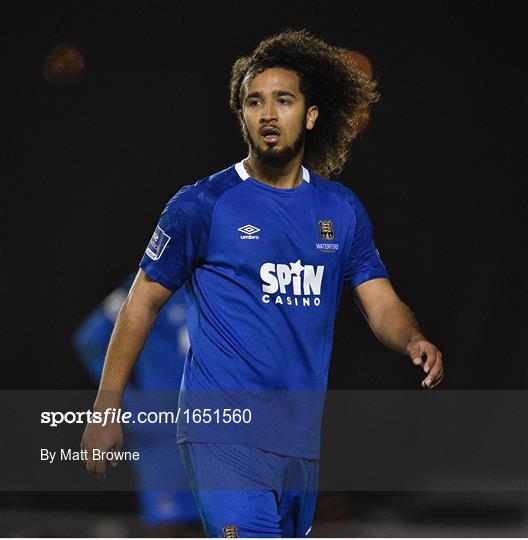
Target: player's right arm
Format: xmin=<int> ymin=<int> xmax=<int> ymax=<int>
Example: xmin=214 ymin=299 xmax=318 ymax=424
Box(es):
xmin=80 ymin=269 xmax=172 ymax=480
xmin=81 ymin=184 xmax=207 ymax=479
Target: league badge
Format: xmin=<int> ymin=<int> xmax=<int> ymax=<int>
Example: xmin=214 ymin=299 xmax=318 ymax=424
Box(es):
xmin=145 ymin=225 xmax=171 ymax=260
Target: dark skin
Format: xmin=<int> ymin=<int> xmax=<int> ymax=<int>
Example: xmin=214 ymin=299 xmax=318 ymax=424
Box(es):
xmin=81 ymin=66 xmax=443 ymax=481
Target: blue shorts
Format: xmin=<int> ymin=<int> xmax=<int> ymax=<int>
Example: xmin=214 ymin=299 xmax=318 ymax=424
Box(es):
xmin=179 ymin=442 xmax=319 ymax=538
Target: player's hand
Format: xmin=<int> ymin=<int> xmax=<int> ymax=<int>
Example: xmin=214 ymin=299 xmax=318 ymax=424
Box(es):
xmin=407 ymin=339 xmax=444 ymax=389
xmin=80 ymin=420 xmax=123 ymax=481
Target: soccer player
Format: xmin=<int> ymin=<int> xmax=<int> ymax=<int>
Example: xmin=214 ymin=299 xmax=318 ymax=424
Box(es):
xmin=73 ymin=275 xmax=200 ymax=534
xmin=81 ymin=30 xmax=444 ymax=537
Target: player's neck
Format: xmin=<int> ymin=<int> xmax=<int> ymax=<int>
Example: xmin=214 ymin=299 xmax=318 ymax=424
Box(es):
xmin=244 ymin=153 xmax=303 ymax=190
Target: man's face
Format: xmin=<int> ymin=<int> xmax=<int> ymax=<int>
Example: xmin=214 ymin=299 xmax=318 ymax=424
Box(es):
xmin=240 ymin=67 xmax=318 ymax=167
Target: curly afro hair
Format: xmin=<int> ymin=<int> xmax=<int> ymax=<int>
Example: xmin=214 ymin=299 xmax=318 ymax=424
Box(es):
xmin=229 ymin=29 xmax=379 ymax=179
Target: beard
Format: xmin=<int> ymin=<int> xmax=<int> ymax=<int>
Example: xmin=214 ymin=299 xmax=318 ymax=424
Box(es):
xmin=245 ymin=122 xmax=306 ymax=169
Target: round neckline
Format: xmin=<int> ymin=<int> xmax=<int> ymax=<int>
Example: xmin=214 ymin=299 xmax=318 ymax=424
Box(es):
xmin=244 ymin=175 xmax=310 ymax=195
xmin=234 ymin=159 xmax=311 ymax=196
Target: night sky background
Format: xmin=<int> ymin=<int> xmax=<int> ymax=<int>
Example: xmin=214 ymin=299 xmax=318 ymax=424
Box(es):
xmin=1 ymin=0 xmax=526 ymax=525
xmin=4 ymin=0 xmax=524 ymax=391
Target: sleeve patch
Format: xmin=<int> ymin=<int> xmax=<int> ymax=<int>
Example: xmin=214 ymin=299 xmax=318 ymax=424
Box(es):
xmin=145 ymin=225 xmax=171 ymax=261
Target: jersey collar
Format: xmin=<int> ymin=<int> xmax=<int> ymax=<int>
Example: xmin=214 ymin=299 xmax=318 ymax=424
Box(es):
xmin=235 ymin=158 xmax=310 ymax=183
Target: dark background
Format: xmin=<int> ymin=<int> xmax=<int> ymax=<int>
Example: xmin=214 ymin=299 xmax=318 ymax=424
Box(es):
xmin=3 ymin=0 xmax=526 ymax=390
xmin=1 ymin=0 xmax=526 ymax=535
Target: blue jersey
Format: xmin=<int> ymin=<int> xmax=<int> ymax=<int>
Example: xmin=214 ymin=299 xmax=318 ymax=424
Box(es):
xmin=73 ymin=279 xmax=201 ymax=525
xmin=140 ymin=159 xmax=389 ymax=459
xmin=73 ymin=274 xmax=189 ymax=390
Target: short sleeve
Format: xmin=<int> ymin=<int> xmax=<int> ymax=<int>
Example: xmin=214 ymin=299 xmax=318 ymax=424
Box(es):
xmin=344 ymin=194 xmax=389 ymax=290
xmin=139 ymin=185 xmax=207 ymax=291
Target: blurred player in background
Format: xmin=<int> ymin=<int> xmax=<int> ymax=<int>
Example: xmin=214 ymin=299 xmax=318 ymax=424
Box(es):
xmin=73 ymin=274 xmax=201 ymax=536
xmin=81 ymin=29 xmax=444 ymax=537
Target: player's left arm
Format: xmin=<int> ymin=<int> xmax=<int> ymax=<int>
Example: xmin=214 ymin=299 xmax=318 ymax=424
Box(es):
xmin=352 ymin=277 xmax=444 ymax=389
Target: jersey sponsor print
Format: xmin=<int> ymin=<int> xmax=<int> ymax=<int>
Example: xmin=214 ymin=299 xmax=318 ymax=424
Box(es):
xmin=140 ymin=159 xmax=388 ymax=459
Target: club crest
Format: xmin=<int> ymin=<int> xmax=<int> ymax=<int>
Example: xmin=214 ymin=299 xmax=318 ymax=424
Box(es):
xmin=318 ymin=219 xmax=335 ymax=240
xmin=222 ymin=524 xmax=239 ymax=538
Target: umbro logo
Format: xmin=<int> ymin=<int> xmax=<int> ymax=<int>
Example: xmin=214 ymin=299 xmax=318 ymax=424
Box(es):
xmin=238 ymin=224 xmax=260 ymax=235
xmin=238 ymin=224 xmax=260 ymax=240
